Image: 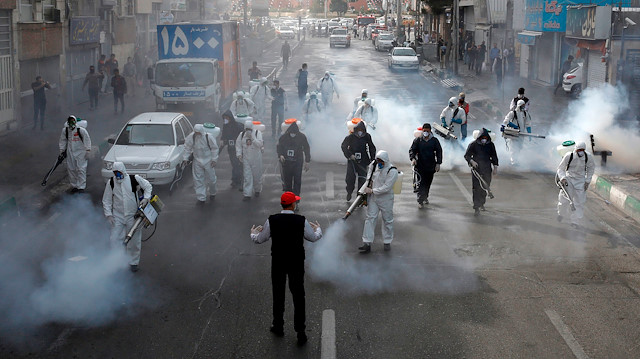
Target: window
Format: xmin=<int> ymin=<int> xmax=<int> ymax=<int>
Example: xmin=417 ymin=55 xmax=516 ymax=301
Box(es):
xmin=19 ymin=0 xmax=33 ymax=22
xmin=116 ymin=124 xmax=175 ymax=146
xmin=174 ymin=123 xmax=185 ymax=145
xmin=0 ymin=11 xmax=10 ymax=56
xmin=19 ymin=0 xmax=58 ymax=22
xmin=178 ymin=117 xmax=193 ymax=136
xmin=43 ymin=0 xmax=57 ymax=21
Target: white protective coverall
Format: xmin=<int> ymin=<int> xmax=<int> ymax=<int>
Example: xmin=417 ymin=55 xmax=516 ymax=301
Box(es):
xmin=439 ymin=103 xmax=465 ymax=139
xmin=59 ymin=119 xmax=91 ymax=190
xmin=317 ymin=72 xmax=339 ymax=108
xmin=302 ymin=95 xmax=323 ymax=121
xmin=235 ymin=122 xmax=264 ymax=197
xmin=502 ymin=106 xmax=532 ymax=164
xmin=102 ymin=161 xmax=153 ymax=265
xmin=183 ymin=124 xmax=219 ymax=201
xmin=556 ymin=143 xmax=595 ymax=225
xmin=354 ymin=100 xmax=378 ymax=127
xmin=230 ymin=93 xmax=256 ymax=117
xmin=362 ymin=150 xmax=398 ymax=244
xmin=250 ymin=79 xmax=271 ymax=122
xmin=349 ymin=89 xmax=368 ymax=119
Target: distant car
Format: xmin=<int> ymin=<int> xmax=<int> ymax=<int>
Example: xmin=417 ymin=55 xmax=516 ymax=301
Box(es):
xmin=327 ymin=21 xmax=341 ymax=33
xmin=375 ymin=33 xmax=394 ymax=51
xmin=562 ymin=62 xmax=584 ymax=98
xmin=102 ymin=112 xmax=194 ymax=185
xmin=388 ymin=47 xmax=420 ymax=71
xmin=330 ymin=28 xmax=351 ymax=48
xmin=276 ymin=26 xmax=295 ymax=39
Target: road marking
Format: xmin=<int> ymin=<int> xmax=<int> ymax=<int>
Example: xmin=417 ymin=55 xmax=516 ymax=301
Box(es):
xmin=325 ymin=171 xmax=335 ymax=199
xmin=47 ymin=328 xmax=75 ymax=353
xmin=321 ymin=309 xmax=336 ymax=359
xmin=449 ymin=172 xmax=473 ymax=206
xmin=544 ymin=309 xmax=589 ymax=359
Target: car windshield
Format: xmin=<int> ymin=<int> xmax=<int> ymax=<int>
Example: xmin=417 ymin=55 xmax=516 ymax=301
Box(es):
xmin=280 ymin=26 xmax=292 ymax=30
xmin=155 ymin=62 xmax=215 ymax=87
xmin=333 ymin=29 xmax=347 ymax=35
xmin=116 ymin=124 xmax=175 ymax=146
xmin=393 ymin=49 xmax=416 ymax=56
xmin=379 ymin=34 xmax=394 ymax=40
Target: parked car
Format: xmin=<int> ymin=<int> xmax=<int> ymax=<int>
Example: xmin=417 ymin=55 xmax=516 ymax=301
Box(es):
xmin=276 ymin=26 xmax=296 ymax=39
xmin=562 ymin=62 xmax=584 ymax=98
xmin=388 ymin=47 xmax=420 ymax=71
xmin=330 ymin=28 xmax=351 ymax=48
xmin=102 ymin=112 xmax=194 ymax=185
xmin=375 ymin=32 xmax=394 ymax=51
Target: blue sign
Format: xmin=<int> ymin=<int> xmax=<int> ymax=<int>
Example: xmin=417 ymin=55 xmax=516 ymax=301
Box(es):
xmin=70 ymin=17 xmax=100 ymax=45
xmin=525 ymin=0 xmax=566 ymax=32
xmin=517 ymin=33 xmax=537 ymax=45
xmin=163 ymin=90 xmax=206 ymax=97
xmin=158 ymin=24 xmax=223 ymax=60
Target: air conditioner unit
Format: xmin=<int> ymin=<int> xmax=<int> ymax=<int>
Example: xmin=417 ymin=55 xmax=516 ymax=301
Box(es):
xmin=102 ymin=0 xmax=116 ymax=7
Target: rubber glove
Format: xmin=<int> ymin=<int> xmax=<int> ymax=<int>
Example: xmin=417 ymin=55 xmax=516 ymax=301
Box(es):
xmin=140 ymin=198 xmax=150 ymax=207
xmin=435 ymin=164 xmax=440 ymax=172
xmin=106 ymin=216 xmax=114 ymax=226
xmin=304 ymin=162 xmax=310 ymax=172
xmin=280 ymin=155 xmax=285 ymax=163
xmin=469 ymin=160 xmax=478 ymax=168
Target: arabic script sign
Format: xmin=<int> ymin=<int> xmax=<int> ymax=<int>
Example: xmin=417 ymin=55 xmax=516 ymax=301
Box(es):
xmin=70 ymin=17 xmax=100 ymax=45
xmin=525 ymin=0 xmax=566 ymax=32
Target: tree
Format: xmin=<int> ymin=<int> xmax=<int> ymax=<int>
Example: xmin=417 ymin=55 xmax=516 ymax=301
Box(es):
xmin=330 ymin=0 xmax=348 ymax=16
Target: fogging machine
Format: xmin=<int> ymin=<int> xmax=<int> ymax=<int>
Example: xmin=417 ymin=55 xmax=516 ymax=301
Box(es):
xmin=555 ymin=174 xmax=576 ymax=211
xmin=343 ymin=162 xmax=375 ymax=220
xmin=432 ymin=122 xmax=458 ymax=140
xmin=124 ymin=195 xmax=165 ymax=245
xmin=41 ymin=151 xmax=67 ymax=186
xmin=502 ymin=127 xmax=546 ymax=139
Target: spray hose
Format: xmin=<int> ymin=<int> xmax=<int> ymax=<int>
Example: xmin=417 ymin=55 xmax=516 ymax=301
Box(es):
xmin=412 ymin=166 xmax=421 ymax=193
xmin=555 ymin=173 xmax=576 ymax=211
xmin=471 ymin=168 xmax=495 ymax=199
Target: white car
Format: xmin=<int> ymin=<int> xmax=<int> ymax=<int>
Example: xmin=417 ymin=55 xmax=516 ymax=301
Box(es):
xmin=330 ymin=28 xmax=351 ymax=48
xmin=388 ymin=47 xmax=420 ymax=71
xmin=277 ymin=26 xmax=295 ymax=39
xmin=562 ymin=62 xmax=584 ymax=98
xmin=375 ymin=33 xmax=394 ymax=51
xmin=327 ymin=21 xmax=341 ymax=34
xmin=102 ymin=112 xmax=194 ymax=185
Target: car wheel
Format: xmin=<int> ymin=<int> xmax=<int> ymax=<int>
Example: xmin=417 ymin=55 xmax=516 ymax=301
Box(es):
xmin=571 ymin=84 xmax=582 ymax=99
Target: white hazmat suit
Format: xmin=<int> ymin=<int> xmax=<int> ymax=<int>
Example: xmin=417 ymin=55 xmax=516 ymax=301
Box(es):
xmin=183 ymin=124 xmax=219 ymax=202
xmin=230 ymin=92 xmax=255 ymax=117
xmin=349 ymin=89 xmax=368 ymax=119
xmin=59 ymin=117 xmax=91 ymax=190
xmin=362 ymin=150 xmax=398 ymax=245
xmin=236 ymin=121 xmax=264 ymax=198
xmin=354 ymin=99 xmax=378 ymax=128
xmin=250 ymin=78 xmax=271 ymax=122
xmin=502 ymin=101 xmax=532 ymax=164
xmin=102 ymin=161 xmax=153 ymax=266
xmin=317 ymin=72 xmax=339 ymax=107
xmin=556 ymin=142 xmax=595 ymax=226
xmin=439 ymin=98 xmax=465 ymax=139
xmin=302 ymin=93 xmax=323 ymax=122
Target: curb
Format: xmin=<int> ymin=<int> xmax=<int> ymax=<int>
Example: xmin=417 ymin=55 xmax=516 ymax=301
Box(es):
xmin=591 ymin=174 xmax=640 ymax=223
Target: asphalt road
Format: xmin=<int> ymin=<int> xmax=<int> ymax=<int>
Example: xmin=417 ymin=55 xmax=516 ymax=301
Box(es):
xmin=3 ymin=35 xmax=640 ymax=359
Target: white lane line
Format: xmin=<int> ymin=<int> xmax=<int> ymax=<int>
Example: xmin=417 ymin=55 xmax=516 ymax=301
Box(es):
xmin=544 ymin=309 xmax=589 ymax=359
xmin=321 ymin=309 xmax=336 ymax=359
xmin=325 ymin=171 xmax=335 ymax=199
xmin=449 ymin=172 xmax=473 ymax=206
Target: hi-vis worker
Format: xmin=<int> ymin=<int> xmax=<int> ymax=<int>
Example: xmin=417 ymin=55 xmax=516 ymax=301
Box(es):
xmin=230 ymin=91 xmax=256 ymax=117
xmin=501 ymin=99 xmax=532 ymax=165
xmin=183 ymin=124 xmax=219 ymax=204
xmin=236 ymin=120 xmax=264 ymax=200
xmin=59 ymin=115 xmax=91 ymax=193
xmin=317 ymin=71 xmax=339 ymax=108
xmin=102 ymin=161 xmax=153 ymax=272
xmin=251 ymin=77 xmax=271 ymax=122
xmin=556 ymin=141 xmax=595 ymax=228
xmin=440 ymin=97 xmax=465 ymax=139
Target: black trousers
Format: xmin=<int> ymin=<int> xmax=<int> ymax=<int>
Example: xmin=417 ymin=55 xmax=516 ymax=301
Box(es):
xmin=472 ymin=168 xmax=492 ymax=209
xmin=227 ymin=146 xmax=242 ymax=186
xmin=271 ymin=261 xmax=306 ymax=333
xmin=415 ymin=169 xmax=435 ymax=203
xmin=282 ymin=160 xmax=303 ymax=195
xmin=345 ymin=160 xmax=367 ymax=195
xmin=88 ymin=88 xmax=99 ymax=108
xmin=271 ymin=103 xmax=285 ymax=137
xmin=113 ymin=92 xmax=125 ymax=112
xmin=297 ymin=86 xmax=307 ymax=103
xmin=33 ymin=100 xmax=46 ymax=128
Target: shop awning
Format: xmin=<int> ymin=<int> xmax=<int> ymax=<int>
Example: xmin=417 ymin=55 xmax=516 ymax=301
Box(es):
xmin=517 ymin=31 xmax=542 ymax=45
xmin=576 ymin=40 xmax=607 ymax=55
xmin=459 ymin=0 xmax=474 ymax=6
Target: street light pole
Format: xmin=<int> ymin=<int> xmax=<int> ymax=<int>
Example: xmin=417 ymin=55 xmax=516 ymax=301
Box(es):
xmin=453 ymin=0 xmax=458 ymax=75
xmin=243 ymin=0 xmax=248 ymax=25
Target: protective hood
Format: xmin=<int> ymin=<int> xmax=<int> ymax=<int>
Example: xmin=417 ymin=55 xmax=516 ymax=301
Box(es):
xmin=477 ymin=128 xmax=492 ymax=143
xmin=575 ymin=141 xmax=586 ymax=151
xmin=222 ymin=109 xmax=235 ymax=122
xmin=194 ymin=124 xmax=205 ymax=134
xmin=285 ymin=121 xmax=300 ymax=135
xmin=112 ymin=161 xmax=128 ymax=175
xmin=375 ymin=150 xmax=390 ymax=163
xmin=354 ymin=121 xmax=367 ymax=133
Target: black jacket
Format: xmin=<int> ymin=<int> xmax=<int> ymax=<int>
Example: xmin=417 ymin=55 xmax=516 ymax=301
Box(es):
xmin=409 ymin=135 xmax=442 ymax=172
xmin=277 ymin=122 xmax=310 ymax=163
xmin=341 ymin=122 xmax=376 ymax=164
xmin=464 ymin=136 xmax=498 ymax=172
xmin=221 ymin=109 xmax=244 ymax=148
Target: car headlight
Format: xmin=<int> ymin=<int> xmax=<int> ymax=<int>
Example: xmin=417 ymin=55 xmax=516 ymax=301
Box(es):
xmin=152 ymin=162 xmax=171 ymax=170
xmin=104 ymin=161 xmax=114 ymax=170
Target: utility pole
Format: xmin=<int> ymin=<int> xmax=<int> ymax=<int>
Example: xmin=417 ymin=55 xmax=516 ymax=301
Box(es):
xmin=396 ymin=0 xmax=402 ymax=39
xmin=243 ymin=0 xmax=248 ymax=25
xmin=452 ymin=0 xmax=458 ymax=75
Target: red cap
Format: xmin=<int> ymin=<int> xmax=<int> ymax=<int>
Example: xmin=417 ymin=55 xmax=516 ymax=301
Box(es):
xmin=281 ymin=191 xmax=301 ymax=205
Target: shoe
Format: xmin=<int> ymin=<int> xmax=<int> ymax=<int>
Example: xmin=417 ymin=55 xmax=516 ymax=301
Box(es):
xmin=296 ymin=332 xmax=308 ymax=346
xmin=270 ymin=325 xmax=284 ymax=337
xmin=70 ymin=188 xmax=79 ymax=194
xmin=480 ymin=205 xmax=486 ymax=211
xmin=77 ymin=189 xmax=85 ymax=193
xmin=418 ymin=202 xmax=423 ymax=209
xmin=474 ymin=208 xmax=480 ymax=216
xmin=346 ymin=192 xmax=352 ymax=202
xmin=254 ymin=192 xmax=260 ymax=197
xmin=242 ymin=196 xmax=251 ymax=201
xmin=238 ymin=187 xmax=243 ymax=192
xmin=557 ymin=215 xmax=563 ymax=223
xmin=358 ymin=243 xmax=371 ymax=253
xmin=130 ymin=264 xmax=139 ymax=273
xmin=230 ymin=182 xmax=238 ymax=188
xmin=197 ymin=200 xmax=206 ymax=205
xmin=209 ymin=195 xmax=215 ymax=201
xmin=384 ymin=243 xmax=390 ymax=251
xmin=424 ymin=199 xmax=429 ymax=204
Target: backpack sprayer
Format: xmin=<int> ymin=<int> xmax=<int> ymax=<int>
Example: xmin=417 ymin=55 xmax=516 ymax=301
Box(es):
xmin=124 ymin=195 xmax=164 ymax=245
xmin=343 ymin=161 xmax=403 ymax=220
xmin=431 ymin=122 xmax=457 ymax=140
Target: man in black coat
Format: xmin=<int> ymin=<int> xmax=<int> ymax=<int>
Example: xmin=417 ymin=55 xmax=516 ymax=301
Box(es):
xmin=464 ymin=128 xmax=499 ymax=216
xmin=341 ymin=121 xmax=376 ymax=201
xmin=409 ymin=123 xmax=443 ymax=208
xmin=220 ymin=109 xmax=244 ymax=188
xmin=277 ymin=122 xmax=310 ymax=197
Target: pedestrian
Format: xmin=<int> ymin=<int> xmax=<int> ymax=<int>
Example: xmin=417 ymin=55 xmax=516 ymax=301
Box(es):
xmin=464 ymin=128 xmax=499 ymax=216
xmin=270 ymin=80 xmax=287 ymax=137
xmin=102 ymin=162 xmax=153 ymax=273
xmin=295 ymin=63 xmax=308 ymax=104
xmin=317 ymin=71 xmax=339 ymax=108
xmin=556 ymin=142 xmax=595 ymax=228
xmin=358 ymin=150 xmax=398 ymax=253
xmin=230 ymin=91 xmax=255 ymax=117
xmin=220 ymin=110 xmax=244 ymax=189
xmin=353 ymin=98 xmax=378 ymax=129
xmin=183 ymin=124 xmax=219 ymax=204
xmin=145 ymin=58 xmax=154 ymax=96
xmin=31 ymin=76 xmax=50 ymax=130
xmin=123 ymin=56 xmax=137 ymax=97
xmin=134 ymin=48 xmax=144 ymax=86
xmin=250 ymin=77 xmax=271 ymax=122
xmin=508 ymin=47 xmax=516 ymax=76
xmin=98 ymin=54 xmax=107 ymax=92
xmin=468 ymin=44 xmax=477 ymax=71
xmin=476 ymin=41 xmax=486 ymax=75
xmin=82 ymin=65 xmax=104 ymax=110
xmin=277 ymin=122 xmax=310 ymax=199
xmin=501 ymin=99 xmax=532 ymax=165
xmin=509 ymin=87 xmax=530 ymax=111
xmin=111 ymin=69 xmax=127 ymax=114
xmin=489 ymin=43 xmax=500 ymax=72
xmin=409 ymin=124 xmax=442 ymax=208
xmin=493 ymin=54 xmax=503 ymax=87
xmin=248 ymin=61 xmax=262 ymax=81
xmin=236 ymin=120 xmax=264 ymax=201
xmin=301 ymin=92 xmax=323 ymax=122
xmin=250 ymin=191 xmax=322 ymax=346
xmin=440 ymin=42 xmax=447 ymax=69
xmin=59 ymin=115 xmax=91 ymax=193
xmin=458 ymin=92 xmax=470 ymax=139
xmin=349 ymin=89 xmax=368 ymax=119
xmin=281 ymin=40 xmax=291 ymax=70
xmin=105 ymin=54 xmax=119 ymax=93
xmin=341 ymin=120 xmax=376 ymax=202
xmin=440 ymin=97 xmax=465 ymax=139
xmin=554 ymin=55 xmax=574 ymax=95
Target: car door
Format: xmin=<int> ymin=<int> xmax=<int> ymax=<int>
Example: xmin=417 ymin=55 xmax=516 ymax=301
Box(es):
xmin=171 ymin=118 xmax=186 ymax=167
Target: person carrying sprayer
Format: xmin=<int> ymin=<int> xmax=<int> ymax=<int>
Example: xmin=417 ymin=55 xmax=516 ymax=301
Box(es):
xmin=102 ymin=161 xmax=153 ymax=272
xmin=353 ymin=98 xmax=378 ymax=129
xmin=183 ymin=124 xmax=219 ymax=205
xmin=220 ymin=110 xmax=244 ymax=189
xmin=317 ymin=71 xmax=339 ymax=108
xmin=501 ymin=99 xmax=532 ymax=165
xmin=509 ymin=87 xmax=530 ymax=112
xmin=301 ymin=91 xmax=323 ymax=122
xmin=341 ymin=120 xmax=376 ymax=202
xmin=59 ymin=115 xmax=91 ymax=193
xmin=358 ymin=150 xmax=398 ymax=254
xmin=440 ymin=97 xmax=465 ymax=140
xmin=230 ymin=91 xmax=255 ymax=117
xmin=464 ymin=128 xmax=499 ymax=216
xmin=277 ymin=122 xmax=310 ymax=201
xmin=556 ymin=141 xmax=595 ymax=228
xmin=349 ymin=89 xmax=368 ymax=119
xmin=251 ymin=77 xmax=271 ymax=123
xmin=270 ymin=80 xmax=288 ymax=138
xmin=409 ymin=123 xmax=442 ymax=208
xmin=236 ymin=120 xmax=264 ymax=201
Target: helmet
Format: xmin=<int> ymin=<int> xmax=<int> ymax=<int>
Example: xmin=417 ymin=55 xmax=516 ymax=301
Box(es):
xmin=448 ymin=97 xmax=457 ymax=106
xmin=517 ymin=99 xmax=525 ymax=108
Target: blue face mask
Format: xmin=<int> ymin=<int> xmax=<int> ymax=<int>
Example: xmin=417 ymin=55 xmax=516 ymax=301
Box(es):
xmin=114 ymin=171 xmax=124 ymax=179
xmin=377 ymin=162 xmax=384 ymax=169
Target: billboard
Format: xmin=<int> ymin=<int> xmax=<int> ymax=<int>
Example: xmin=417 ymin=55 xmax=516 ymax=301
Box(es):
xmin=158 ymin=24 xmax=223 ymax=60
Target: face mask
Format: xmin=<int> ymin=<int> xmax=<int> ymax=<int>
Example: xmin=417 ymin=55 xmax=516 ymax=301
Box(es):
xmin=449 ymin=103 xmax=454 ymax=107
xmin=518 ymin=94 xmax=523 ymax=98
xmin=68 ymin=121 xmax=76 ymax=130
xmin=224 ymin=119 xmax=230 ymax=124
xmin=356 ymin=131 xmax=364 ymax=137
xmin=290 ymin=133 xmax=296 ymax=138
xmin=377 ymin=162 xmax=384 ymax=169
xmin=114 ymin=171 xmax=124 ymax=180
xmin=577 ymin=151 xmax=584 ymax=157
xmin=422 ymin=131 xmax=430 ymax=137
xmin=480 ymin=138 xmax=488 ymax=144
xmin=362 ymin=96 xmax=366 ymax=101
xmin=90 ymin=69 xmax=95 ymax=73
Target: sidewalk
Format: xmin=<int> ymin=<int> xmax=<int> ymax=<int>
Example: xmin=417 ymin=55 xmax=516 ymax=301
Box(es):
xmin=591 ymin=174 xmax=640 ymax=223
